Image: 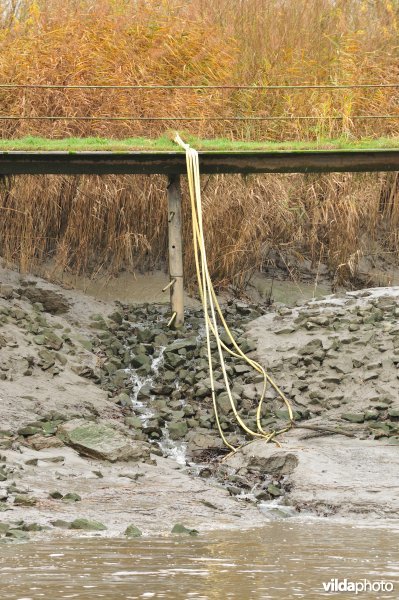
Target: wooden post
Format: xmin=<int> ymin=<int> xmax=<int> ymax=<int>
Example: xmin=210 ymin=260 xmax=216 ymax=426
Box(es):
xmin=167 ymin=174 xmax=184 ymax=328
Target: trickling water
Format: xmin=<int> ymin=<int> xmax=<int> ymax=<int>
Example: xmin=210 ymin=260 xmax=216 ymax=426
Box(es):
xmin=129 ymin=346 xmax=166 ymax=425
xmin=158 ymin=424 xmax=187 ymax=465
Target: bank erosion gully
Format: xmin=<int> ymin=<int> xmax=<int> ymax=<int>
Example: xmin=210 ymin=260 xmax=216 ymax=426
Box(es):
xmin=2 ymin=147 xmax=399 ymax=327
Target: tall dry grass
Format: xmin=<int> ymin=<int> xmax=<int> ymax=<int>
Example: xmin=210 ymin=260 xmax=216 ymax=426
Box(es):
xmin=1 ymin=0 xmax=399 ymax=140
xmin=1 ymin=0 xmax=399 ymax=289
xmin=0 ymin=171 xmax=394 ymax=291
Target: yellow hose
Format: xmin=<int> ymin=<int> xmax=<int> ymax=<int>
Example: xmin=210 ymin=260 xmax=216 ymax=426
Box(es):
xmin=174 ymin=134 xmax=294 ymax=450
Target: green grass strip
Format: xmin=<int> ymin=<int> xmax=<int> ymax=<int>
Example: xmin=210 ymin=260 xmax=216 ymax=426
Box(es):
xmin=1 ymin=134 xmax=399 ymax=152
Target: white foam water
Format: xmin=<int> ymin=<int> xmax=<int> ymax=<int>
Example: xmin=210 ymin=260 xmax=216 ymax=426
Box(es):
xmin=159 ymin=424 xmax=187 ymax=466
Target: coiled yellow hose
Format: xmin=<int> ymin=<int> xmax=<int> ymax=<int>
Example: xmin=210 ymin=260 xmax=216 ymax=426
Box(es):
xmin=174 ymin=134 xmax=294 ymax=451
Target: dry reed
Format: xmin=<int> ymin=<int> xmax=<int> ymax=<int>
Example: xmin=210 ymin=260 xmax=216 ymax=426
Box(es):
xmin=1 ymin=0 xmax=399 ymax=289
xmin=0 ymin=171 xmax=394 ymax=291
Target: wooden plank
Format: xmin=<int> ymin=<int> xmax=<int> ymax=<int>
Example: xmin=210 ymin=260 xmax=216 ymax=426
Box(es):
xmin=0 ymin=149 xmax=399 ymax=175
xmin=167 ymin=175 xmax=184 ymax=328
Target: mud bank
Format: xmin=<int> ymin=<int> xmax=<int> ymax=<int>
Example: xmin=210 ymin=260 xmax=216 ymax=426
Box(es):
xmin=0 ymin=265 xmax=398 ymax=543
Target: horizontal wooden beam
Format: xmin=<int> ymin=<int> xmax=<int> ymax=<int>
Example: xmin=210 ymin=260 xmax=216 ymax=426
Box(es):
xmin=0 ymin=149 xmax=399 ymax=175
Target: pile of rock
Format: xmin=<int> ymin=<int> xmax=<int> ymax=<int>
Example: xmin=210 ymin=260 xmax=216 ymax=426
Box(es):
xmin=87 ymin=300 xmax=301 ymax=456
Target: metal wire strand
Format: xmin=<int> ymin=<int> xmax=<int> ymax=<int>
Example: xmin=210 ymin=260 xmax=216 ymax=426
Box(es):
xmin=0 ymin=115 xmax=398 ymax=121
xmin=0 ymin=83 xmax=399 ymax=90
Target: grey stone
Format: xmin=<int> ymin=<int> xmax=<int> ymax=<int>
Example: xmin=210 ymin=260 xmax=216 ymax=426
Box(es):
xmin=19 ymin=286 xmax=70 ymax=314
xmin=299 ymin=339 xmax=323 ymax=356
xmin=171 ymin=523 xmax=198 ymax=536
xmin=14 ymin=495 xmax=37 ymax=507
xmin=167 ymin=338 xmax=198 ymax=352
xmin=58 ymin=419 xmax=151 ymax=462
xmin=364 ymin=371 xmax=379 ymax=381
xmin=267 ymin=483 xmax=283 ymax=497
xmin=70 ymin=518 xmax=107 ymax=531
xmin=168 ymin=421 xmax=188 ymax=440
xmin=62 ymin=493 xmax=81 ymax=503
xmin=341 ymin=413 xmax=365 ymax=423
xmin=131 ymin=354 xmax=151 ymax=369
xmin=248 ymin=452 xmax=298 ymax=476
xmin=49 ymin=491 xmax=63 ymax=499
xmin=6 ymin=529 xmax=30 ymax=540
xmin=125 ymin=525 xmax=142 ymax=538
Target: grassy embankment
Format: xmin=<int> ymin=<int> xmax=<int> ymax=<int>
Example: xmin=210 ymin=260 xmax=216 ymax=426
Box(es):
xmin=1 ymin=0 xmax=399 ymax=291
xmin=2 ymin=136 xmax=399 ymax=152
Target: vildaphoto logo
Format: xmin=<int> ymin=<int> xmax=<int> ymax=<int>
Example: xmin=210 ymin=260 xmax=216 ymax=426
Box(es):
xmin=322 ymin=579 xmax=394 ymax=595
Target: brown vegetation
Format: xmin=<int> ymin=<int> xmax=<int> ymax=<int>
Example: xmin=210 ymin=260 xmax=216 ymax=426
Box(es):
xmin=1 ymin=0 xmax=399 ymax=289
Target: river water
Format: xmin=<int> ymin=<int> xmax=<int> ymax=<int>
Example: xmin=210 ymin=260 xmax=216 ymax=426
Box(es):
xmin=1 ymin=521 xmax=398 ymax=600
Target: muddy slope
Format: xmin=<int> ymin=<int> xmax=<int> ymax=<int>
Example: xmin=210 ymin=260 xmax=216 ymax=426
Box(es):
xmin=1 ymin=266 xmax=399 ymax=542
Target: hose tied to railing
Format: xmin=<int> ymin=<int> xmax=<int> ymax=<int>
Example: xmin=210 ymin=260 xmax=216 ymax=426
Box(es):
xmin=174 ymin=134 xmax=294 ymax=452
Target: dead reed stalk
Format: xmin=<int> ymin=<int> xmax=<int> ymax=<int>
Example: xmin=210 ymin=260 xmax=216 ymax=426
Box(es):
xmin=1 ymin=0 xmax=399 ymax=288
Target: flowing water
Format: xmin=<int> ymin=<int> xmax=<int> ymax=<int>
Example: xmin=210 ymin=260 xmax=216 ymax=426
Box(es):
xmin=1 ymin=521 xmax=398 ymax=600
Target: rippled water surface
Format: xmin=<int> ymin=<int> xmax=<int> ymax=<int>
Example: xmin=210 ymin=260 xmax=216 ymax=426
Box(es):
xmin=1 ymin=522 xmax=398 ymax=599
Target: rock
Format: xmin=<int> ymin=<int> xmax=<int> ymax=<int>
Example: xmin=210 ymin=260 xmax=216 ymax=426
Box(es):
xmin=0 ymin=284 xmax=14 ymax=299
xmin=137 ymin=384 xmax=152 ymax=401
xmin=167 ymin=338 xmax=198 ymax=352
xmin=131 ymin=354 xmax=151 ymax=369
xmin=164 ymin=352 xmax=186 ymax=369
xmin=26 ymin=434 xmax=64 ymax=450
xmin=125 ymin=525 xmax=142 ymax=538
xmin=115 ymin=393 xmax=131 ymax=407
xmin=275 ymin=326 xmax=296 ymax=335
xmin=76 ymin=335 xmax=93 ymax=351
xmin=364 ymin=410 xmax=379 ymax=420
xmin=217 ymin=392 xmax=240 ymax=415
xmin=6 ymin=529 xmax=30 ymax=540
xmin=35 ymin=330 xmax=64 ymax=351
xmin=22 ymin=523 xmax=47 ymax=532
xmin=364 ymin=371 xmax=379 ymax=382
xmin=323 ymin=375 xmax=343 ymax=384
xmin=171 ymin=523 xmax=199 ymax=536
xmin=168 ymin=421 xmax=188 ymax=440
xmin=37 ymin=349 xmax=56 ymax=370
xmin=267 ymin=483 xmax=283 ymax=497
xmin=49 ymin=491 xmax=63 ymax=500
xmin=124 ymin=417 xmax=143 ymax=429
xmin=108 ymin=311 xmax=123 ymax=325
xmin=186 ymin=430 xmax=224 ymax=453
xmin=62 ymin=493 xmax=81 ymax=503
xmin=253 ymin=488 xmax=269 ymax=500
xmin=234 ymin=364 xmax=253 ymax=375
xmin=247 ymin=450 xmax=298 ymax=476
xmin=341 ymin=413 xmax=365 ymax=423
xmin=299 ymin=339 xmax=323 ymax=356
xmin=388 ymin=408 xmax=399 ymax=418
xmin=226 ymin=485 xmax=242 ymax=496
xmin=19 ymin=286 xmax=70 ymax=314
xmin=58 ymin=419 xmax=151 ymax=462
xmin=14 ymin=495 xmax=37 ymax=507
xmin=0 ymin=523 xmax=10 ymax=534
xmin=18 ymin=425 xmax=43 ymax=437
xmin=331 ymin=359 xmax=352 ymax=375
xmin=70 ymin=518 xmax=107 ymax=531
xmin=51 ymin=519 xmax=72 ymax=529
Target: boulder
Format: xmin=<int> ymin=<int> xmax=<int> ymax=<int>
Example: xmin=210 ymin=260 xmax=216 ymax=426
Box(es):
xmin=70 ymin=518 xmax=107 ymax=531
xmin=19 ymin=286 xmax=70 ymax=314
xmin=57 ymin=419 xmax=151 ymax=462
xmin=168 ymin=420 xmax=188 ymax=440
xmin=171 ymin=523 xmax=198 ymax=536
xmin=125 ymin=525 xmax=142 ymax=538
